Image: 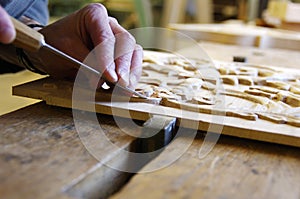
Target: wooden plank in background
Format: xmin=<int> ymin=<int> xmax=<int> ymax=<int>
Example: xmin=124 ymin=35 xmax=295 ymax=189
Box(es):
xmin=168 ymin=23 xmax=300 ymax=51
xmin=200 ymin=41 xmax=300 ymax=69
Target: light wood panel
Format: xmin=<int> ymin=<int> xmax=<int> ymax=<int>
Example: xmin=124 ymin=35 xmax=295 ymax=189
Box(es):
xmin=13 ymin=50 xmax=300 ymax=147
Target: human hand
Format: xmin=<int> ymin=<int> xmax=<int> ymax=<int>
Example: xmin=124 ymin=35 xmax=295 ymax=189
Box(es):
xmin=39 ymin=3 xmax=143 ymax=89
xmin=0 ymin=6 xmax=16 ymax=44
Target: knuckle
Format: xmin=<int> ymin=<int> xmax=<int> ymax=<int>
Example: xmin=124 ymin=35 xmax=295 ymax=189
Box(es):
xmin=118 ymin=54 xmax=131 ymax=63
xmin=101 ymin=32 xmax=116 ymax=42
xmin=109 ymin=17 xmax=118 ymax=24
xmin=128 ymin=33 xmax=136 ymax=42
xmin=83 ymin=3 xmax=108 ymax=16
xmin=116 ymin=31 xmax=135 ymax=45
xmin=135 ymin=44 xmax=143 ymax=51
xmin=123 ymin=32 xmax=136 ymax=44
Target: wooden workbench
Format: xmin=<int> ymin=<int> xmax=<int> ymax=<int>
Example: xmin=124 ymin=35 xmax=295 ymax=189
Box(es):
xmin=112 ymin=133 xmax=300 ymax=199
xmin=0 ymin=102 xmax=139 ymax=199
xmin=1 ymin=42 xmax=299 ymax=199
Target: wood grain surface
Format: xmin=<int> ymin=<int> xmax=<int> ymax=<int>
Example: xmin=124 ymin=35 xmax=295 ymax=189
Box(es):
xmin=111 ymin=134 xmax=300 ymax=199
xmin=0 ymin=102 xmax=138 ymax=199
xmin=1 ymin=102 xmax=299 ymax=199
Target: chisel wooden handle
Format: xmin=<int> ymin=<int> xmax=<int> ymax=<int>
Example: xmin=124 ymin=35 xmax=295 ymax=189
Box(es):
xmin=10 ymin=16 xmax=45 ymax=52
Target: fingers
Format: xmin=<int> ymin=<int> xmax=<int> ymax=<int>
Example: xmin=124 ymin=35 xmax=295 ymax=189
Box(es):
xmin=81 ymin=3 xmax=143 ymax=89
xmin=129 ymin=45 xmax=143 ymax=89
xmin=0 ymin=6 xmax=16 ymax=44
xmin=109 ymin=17 xmax=136 ymax=87
xmin=83 ymin=4 xmax=117 ymax=83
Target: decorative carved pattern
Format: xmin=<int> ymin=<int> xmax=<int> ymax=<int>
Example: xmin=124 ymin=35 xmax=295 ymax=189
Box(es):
xmin=135 ymin=52 xmax=300 ymax=127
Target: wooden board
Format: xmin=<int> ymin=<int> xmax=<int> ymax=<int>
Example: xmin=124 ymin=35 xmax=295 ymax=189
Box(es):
xmin=111 ymin=135 xmax=300 ymax=199
xmin=168 ymin=23 xmax=300 ymax=51
xmin=2 ymin=101 xmax=299 ymax=199
xmin=0 ymin=102 xmax=136 ymax=199
xmin=13 ymin=51 xmax=300 ymax=147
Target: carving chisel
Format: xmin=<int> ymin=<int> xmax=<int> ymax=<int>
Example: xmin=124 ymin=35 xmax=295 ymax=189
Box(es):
xmin=10 ymin=17 xmax=147 ymax=99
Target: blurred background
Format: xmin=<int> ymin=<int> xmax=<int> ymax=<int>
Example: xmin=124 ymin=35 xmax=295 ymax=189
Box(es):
xmin=48 ymin=0 xmax=300 ymax=30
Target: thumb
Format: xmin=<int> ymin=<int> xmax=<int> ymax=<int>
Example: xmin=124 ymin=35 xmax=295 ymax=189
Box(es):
xmin=0 ymin=6 xmax=16 ymax=44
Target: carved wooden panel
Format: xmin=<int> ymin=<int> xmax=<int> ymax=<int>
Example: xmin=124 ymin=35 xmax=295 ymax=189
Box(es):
xmin=13 ymin=51 xmax=300 ymax=147
xmin=138 ymin=52 xmax=300 ymax=127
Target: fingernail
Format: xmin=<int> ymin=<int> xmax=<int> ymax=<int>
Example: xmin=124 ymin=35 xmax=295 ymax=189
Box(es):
xmin=109 ymin=70 xmax=118 ymax=83
xmin=103 ymin=63 xmax=118 ymax=83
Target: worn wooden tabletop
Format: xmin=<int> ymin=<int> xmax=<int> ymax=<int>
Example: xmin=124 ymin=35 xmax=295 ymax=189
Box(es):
xmin=1 ymin=103 xmax=299 ymax=199
xmin=111 ymin=134 xmax=300 ymax=199
xmin=1 ymin=42 xmax=299 ymax=199
xmin=0 ymin=102 xmax=137 ymax=199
